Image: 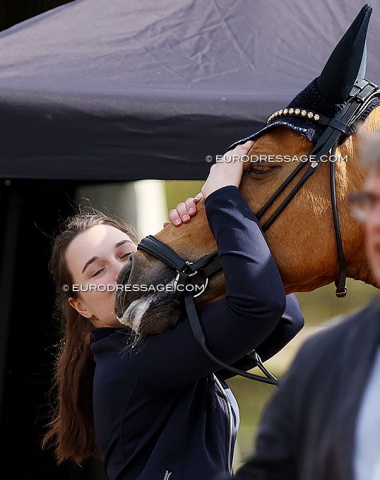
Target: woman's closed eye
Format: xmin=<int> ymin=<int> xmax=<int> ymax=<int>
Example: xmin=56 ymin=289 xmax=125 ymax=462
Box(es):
xmin=92 ymin=267 xmax=105 ymax=277
xmin=88 ymin=249 xmax=135 ymax=277
xmin=120 ymin=252 xmax=133 ymax=260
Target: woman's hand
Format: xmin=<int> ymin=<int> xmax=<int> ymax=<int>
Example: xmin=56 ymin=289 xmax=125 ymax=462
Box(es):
xmin=164 ymin=193 xmax=203 ymax=227
xmin=164 ymin=139 xmax=253 ymax=227
xmin=201 ymin=140 xmax=254 ymax=199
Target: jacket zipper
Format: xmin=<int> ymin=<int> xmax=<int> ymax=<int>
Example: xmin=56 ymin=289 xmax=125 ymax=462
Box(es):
xmin=213 ymin=375 xmax=234 ymax=474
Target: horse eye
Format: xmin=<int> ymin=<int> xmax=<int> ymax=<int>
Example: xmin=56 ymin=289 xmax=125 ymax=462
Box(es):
xmin=245 ymin=164 xmax=273 ymax=175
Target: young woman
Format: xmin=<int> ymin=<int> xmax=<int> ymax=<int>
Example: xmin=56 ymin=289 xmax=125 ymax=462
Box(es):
xmin=42 ymin=141 xmax=304 ymax=480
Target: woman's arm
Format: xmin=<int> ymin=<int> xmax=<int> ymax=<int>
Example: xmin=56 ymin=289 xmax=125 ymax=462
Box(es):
xmin=254 ymin=293 xmax=304 ymax=361
xmin=167 ymin=168 xmax=304 ymax=380
xmin=130 ymin=143 xmax=297 ymax=388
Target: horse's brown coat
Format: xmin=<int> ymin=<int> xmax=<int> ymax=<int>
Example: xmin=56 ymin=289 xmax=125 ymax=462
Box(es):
xmin=115 ymin=113 xmax=380 ymax=334
xmin=156 ymin=119 xmax=379 ymax=295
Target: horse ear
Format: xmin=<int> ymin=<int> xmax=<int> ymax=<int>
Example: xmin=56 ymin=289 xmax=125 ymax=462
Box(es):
xmin=316 ymin=4 xmax=372 ymax=103
xmin=357 ymin=41 xmax=367 ymax=83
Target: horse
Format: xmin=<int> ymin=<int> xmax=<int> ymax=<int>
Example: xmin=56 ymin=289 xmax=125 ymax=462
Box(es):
xmin=115 ymin=5 xmax=380 ymax=336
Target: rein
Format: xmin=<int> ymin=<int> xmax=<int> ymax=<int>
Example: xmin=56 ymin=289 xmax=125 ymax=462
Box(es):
xmin=138 ymin=235 xmax=278 ymax=385
xmin=138 ymin=79 xmax=380 ymax=387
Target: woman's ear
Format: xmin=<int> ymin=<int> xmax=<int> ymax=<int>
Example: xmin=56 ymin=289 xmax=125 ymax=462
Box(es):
xmin=68 ymin=297 xmax=92 ymax=319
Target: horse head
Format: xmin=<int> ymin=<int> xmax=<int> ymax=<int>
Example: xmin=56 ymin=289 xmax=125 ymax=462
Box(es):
xmin=116 ymin=5 xmax=380 ymax=335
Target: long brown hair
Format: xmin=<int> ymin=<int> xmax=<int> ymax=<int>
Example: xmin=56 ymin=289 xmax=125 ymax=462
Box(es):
xmin=42 ymin=209 xmax=139 ymax=464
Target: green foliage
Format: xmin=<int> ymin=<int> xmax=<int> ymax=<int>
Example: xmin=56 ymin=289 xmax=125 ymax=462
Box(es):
xmin=296 ymin=278 xmax=378 ymax=326
xmin=228 ymin=378 xmax=273 ymax=464
xmin=164 ymin=180 xmax=204 ymax=211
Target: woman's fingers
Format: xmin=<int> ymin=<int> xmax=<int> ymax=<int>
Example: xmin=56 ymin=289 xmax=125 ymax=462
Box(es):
xmin=167 ymin=193 xmax=203 ymax=227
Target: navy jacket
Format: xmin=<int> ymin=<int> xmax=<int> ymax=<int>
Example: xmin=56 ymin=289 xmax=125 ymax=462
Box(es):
xmin=230 ymin=298 xmax=380 ymax=480
xmin=90 ymin=186 xmax=304 ymax=480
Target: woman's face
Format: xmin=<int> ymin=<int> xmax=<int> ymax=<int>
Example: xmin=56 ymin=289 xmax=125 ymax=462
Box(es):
xmin=65 ymin=224 xmax=137 ymax=326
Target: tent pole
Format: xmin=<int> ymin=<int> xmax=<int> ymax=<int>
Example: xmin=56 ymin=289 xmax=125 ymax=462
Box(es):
xmin=0 ymin=187 xmax=22 ymax=420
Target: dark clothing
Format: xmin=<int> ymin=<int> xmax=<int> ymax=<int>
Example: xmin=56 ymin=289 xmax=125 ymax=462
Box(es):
xmin=90 ymin=186 xmax=304 ymax=480
xmin=231 ymin=297 xmax=380 ymax=480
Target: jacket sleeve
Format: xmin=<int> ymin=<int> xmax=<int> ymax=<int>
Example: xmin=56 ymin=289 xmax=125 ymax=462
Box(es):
xmin=220 ymin=293 xmax=304 ymax=380
xmin=130 ymin=186 xmax=298 ymax=388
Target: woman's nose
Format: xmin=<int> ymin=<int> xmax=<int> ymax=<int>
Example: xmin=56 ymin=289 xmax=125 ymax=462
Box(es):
xmin=111 ymin=260 xmax=124 ymax=282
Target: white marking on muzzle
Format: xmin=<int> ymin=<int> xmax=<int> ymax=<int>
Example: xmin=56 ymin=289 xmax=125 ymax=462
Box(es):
xmin=116 ymin=279 xmax=177 ymax=333
xmin=117 ymin=297 xmax=154 ymax=333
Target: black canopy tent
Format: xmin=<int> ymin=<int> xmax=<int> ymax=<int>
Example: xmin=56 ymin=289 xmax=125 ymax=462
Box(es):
xmin=1 ymin=1 xmax=380 ymax=477
xmin=3 ymin=0 xmax=380 ymax=181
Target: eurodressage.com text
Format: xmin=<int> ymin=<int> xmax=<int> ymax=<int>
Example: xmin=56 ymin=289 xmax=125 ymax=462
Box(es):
xmin=63 ymin=283 xmax=206 ymax=294
xmin=215 ymin=154 xmax=349 ymax=163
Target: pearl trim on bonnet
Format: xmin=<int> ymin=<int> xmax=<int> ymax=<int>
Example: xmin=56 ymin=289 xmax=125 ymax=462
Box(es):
xmin=267 ymin=108 xmax=329 ymax=125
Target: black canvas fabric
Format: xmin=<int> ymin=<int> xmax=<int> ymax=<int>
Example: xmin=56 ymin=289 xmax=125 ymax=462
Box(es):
xmin=0 ymin=0 xmax=380 ymax=180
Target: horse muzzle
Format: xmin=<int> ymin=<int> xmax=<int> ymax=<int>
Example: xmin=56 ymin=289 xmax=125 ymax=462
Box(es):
xmin=115 ymin=251 xmax=179 ymax=335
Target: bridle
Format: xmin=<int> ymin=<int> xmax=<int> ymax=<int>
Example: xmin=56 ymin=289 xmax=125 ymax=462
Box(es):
xmin=138 ymin=78 xmax=380 ymax=387
xmin=258 ymin=78 xmax=380 ymax=297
